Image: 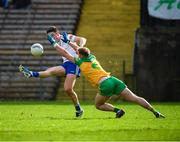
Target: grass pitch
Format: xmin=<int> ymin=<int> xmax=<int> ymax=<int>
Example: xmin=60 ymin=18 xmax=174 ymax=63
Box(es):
xmin=0 ymin=101 xmax=180 ymax=141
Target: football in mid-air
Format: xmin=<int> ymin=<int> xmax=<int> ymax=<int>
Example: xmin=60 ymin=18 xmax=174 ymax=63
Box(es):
xmin=31 ymin=43 xmax=44 ymax=56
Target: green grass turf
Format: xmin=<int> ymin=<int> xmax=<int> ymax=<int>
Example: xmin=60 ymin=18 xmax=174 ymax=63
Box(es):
xmin=0 ymin=101 xmax=180 ymax=141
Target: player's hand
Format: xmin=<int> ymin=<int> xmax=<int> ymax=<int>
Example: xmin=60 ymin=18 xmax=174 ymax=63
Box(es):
xmin=47 ymin=35 xmax=56 ymax=46
xmin=61 ymin=32 xmax=70 ymax=43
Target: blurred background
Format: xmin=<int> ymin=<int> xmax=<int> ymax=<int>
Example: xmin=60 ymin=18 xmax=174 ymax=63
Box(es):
xmin=0 ymin=0 xmax=179 ymax=102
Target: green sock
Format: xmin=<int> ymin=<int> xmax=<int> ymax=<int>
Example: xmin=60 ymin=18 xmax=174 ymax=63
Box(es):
xmin=152 ymin=108 xmax=157 ymax=113
xmin=114 ymin=108 xmax=120 ymax=113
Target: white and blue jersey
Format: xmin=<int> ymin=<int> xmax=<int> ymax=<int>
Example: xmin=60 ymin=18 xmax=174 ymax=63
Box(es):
xmin=58 ymin=35 xmax=80 ymax=77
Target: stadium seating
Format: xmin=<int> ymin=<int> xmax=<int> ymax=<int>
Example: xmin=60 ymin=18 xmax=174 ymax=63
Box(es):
xmin=0 ymin=0 xmax=83 ymax=99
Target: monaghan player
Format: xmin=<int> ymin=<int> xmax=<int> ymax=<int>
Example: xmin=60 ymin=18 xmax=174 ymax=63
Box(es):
xmin=19 ymin=26 xmax=86 ymax=118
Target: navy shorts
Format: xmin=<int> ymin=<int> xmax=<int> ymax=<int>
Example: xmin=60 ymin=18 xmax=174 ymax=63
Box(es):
xmin=60 ymin=61 xmax=80 ymax=77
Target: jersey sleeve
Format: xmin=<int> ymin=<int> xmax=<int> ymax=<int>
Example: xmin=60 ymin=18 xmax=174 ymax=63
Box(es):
xmin=74 ymin=57 xmax=83 ymax=66
xmin=68 ymin=34 xmax=76 ymax=42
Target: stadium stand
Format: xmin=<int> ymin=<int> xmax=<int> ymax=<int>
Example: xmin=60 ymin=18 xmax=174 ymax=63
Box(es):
xmin=0 ymin=0 xmax=83 ymax=99
xmin=67 ymin=0 xmax=140 ymax=100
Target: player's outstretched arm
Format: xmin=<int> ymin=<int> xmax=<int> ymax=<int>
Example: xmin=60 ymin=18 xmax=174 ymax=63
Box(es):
xmin=47 ymin=35 xmax=75 ymax=63
xmin=69 ymin=41 xmax=80 ymax=51
xmin=68 ymin=34 xmax=87 ymax=47
xmin=55 ymin=44 xmax=75 ymax=63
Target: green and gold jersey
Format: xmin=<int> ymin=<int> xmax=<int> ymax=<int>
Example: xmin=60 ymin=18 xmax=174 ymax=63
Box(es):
xmin=74 ymin=54 xmax=110 ymax=86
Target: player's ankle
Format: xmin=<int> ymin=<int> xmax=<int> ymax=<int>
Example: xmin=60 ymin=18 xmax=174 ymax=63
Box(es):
xmin=113 ymin=108 xmax=120 ymax=113
xmin=75 ymin=103 xmax=82 ymax=112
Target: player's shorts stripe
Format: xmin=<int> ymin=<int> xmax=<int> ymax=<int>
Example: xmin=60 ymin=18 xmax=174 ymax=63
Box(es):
xmin=75 ymin=65 xmax=79 ymax=75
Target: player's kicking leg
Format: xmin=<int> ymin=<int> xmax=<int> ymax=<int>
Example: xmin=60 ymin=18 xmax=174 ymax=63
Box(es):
xmin=19 ymin=65 xmax=33 ymax=78
xmin=120 ymin=88 xmax=165 ymax=118
xmin=19 ymin=65 xmax=65 ymax=78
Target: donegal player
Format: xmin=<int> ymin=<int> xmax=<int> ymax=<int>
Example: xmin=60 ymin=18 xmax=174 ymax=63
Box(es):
xmin=47 ymin=32 xmax=165 ymax=118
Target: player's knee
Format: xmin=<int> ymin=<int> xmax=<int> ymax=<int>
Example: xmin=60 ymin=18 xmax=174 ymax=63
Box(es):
xmin=45 ymin=70 xmax=54 ymax=76
xmin=64 ymin=87 xmax=73 ymax=94
xmin=95 ymin=103 xmax=101 ymax=110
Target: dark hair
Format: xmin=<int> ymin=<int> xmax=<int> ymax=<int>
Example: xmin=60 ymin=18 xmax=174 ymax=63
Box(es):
xmin=46 ymin=26 xmax=59 ymax=34
xmin=78 ymin=47 xmax=90 ymax=57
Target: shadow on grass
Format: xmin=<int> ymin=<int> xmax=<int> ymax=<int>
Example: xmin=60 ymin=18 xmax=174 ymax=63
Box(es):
xmin=44 ymin=116 xmax=116 ymax=120
xmin=1 ymin=100 xmax=180 ymax=106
